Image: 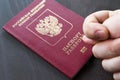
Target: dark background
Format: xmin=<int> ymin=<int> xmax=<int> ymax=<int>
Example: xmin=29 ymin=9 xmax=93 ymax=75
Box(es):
xmin=0 ymin=0 xmax=120 ymax=80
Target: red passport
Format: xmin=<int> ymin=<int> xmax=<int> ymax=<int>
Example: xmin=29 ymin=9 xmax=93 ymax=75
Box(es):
xmin=3 ymin=0 xmax=92 ymax=78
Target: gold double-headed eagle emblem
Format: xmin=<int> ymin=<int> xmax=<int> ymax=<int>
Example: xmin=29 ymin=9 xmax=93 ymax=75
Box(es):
xmin=35 ymin=15 xmax=63 ymax=37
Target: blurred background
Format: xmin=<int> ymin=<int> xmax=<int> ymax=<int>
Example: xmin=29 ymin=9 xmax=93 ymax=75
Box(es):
xmin=0 ymin=0 xmax=120 ymax=80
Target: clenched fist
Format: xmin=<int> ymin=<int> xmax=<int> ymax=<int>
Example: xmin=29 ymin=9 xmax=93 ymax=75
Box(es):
xmin=82 ymin=9 xmax=120 ymax=80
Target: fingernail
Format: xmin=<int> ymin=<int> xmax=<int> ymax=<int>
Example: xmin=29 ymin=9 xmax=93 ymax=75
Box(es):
xmin=82 ymin=35 xmax=88 ymax=41
xmin=113 ymin=73 xmax=120 ymax=80
xmin=82 ymin=35 xmax=96 ymax=44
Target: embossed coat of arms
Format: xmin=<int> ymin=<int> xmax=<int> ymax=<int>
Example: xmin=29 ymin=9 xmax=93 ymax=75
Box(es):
xmin=35 ymin=15 xmax=63 ymax=37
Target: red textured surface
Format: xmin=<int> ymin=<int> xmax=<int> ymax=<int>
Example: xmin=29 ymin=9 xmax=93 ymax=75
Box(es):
xmin=3 ymin=0 xmax=92 ymax=78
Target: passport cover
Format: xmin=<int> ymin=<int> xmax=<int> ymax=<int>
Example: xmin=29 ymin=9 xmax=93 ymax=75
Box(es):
xmin=3 ymin=0 xmax=92 ymax=78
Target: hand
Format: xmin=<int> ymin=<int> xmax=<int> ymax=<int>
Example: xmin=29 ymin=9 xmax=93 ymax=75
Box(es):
xmin=82 ymin=9 xmax=120 ymax=80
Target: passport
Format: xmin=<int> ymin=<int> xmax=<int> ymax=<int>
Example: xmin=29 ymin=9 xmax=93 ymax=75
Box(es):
xmin=3 ymin=0 xmax=92 ymax=78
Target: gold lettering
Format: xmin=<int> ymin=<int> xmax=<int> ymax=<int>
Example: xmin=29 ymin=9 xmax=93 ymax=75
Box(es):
xmin=62 ymin=32 xmax=83 ymax=55
xmin=12 ymin=0 xmax=46 ymax=28
xmin=80 ymin=46 xmax=87 ymax=53
xmin=30 ymin=4 xmax=45 ymax=17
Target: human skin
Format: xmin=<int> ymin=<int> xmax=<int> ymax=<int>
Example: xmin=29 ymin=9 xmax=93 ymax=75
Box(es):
xmin=82 ymin=10 xmax=120 ymax=80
